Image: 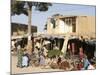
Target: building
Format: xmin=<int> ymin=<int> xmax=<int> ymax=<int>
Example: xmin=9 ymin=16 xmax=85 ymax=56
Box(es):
xmin=11 ymin=23 xmax=37 ymax=36
xmin=46 ymin=15 xmax=96 ymax=38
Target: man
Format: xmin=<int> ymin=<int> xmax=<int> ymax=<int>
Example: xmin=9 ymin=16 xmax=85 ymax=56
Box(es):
xmin=17 ymin=45 xmax=24 ymax=68
xmin=83 ymin=55 xmax=90 ymax=70
xmin=22 ymin=54 xmax=29 ymax=67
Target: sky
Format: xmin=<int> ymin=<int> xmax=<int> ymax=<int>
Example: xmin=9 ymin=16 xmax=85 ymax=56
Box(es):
xmin=11 ymin=3 xmax=96 ymax=32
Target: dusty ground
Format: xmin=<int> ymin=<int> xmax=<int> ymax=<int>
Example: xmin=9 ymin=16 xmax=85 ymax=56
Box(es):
xmin=11 ymin=55 xmax=63 ymax=74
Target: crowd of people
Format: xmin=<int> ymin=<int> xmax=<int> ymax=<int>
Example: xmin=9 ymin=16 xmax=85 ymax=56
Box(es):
xmin=11 ymin=35 xmax=96 ymax=71
xmin=65 ymin=36 xmax=96 ymax=70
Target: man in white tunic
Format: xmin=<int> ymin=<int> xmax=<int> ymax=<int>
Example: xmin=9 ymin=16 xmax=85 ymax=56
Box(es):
xmin=22 ymin=54 xmax=29 ymax=67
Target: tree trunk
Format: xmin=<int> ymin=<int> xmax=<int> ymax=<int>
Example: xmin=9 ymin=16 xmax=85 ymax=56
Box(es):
xmin=27 ymin=7 xmax=32 ymax=55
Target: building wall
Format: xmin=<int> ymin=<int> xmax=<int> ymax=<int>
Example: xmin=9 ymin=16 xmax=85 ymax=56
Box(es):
xmin=47 ymin=18 xmax=73 ymax=34
xmin=47 ymin=18 xmax=54 ymax=34
xmin=76 ymin=16 xmax=95 ymax=37
xmin=11 ymin=23 xmax=37 ymax=36
xmin=55 ymin=19 xmax=72 ymax=34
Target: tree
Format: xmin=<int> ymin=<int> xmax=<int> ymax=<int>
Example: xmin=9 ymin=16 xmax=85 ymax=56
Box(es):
xmin=11 ymin=0 xmax=52 ymax=55
xmin=52 ymin=13 xmax=63 ymax=17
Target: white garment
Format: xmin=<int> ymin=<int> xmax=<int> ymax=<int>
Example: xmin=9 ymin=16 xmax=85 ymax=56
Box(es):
xmin=17 ymin=45 xmax=21 ymax=50
xmin=54 ymin=46 xmax=59 ymax=50
xmin=22 ymin=56 xmax=29 ymax=67
xmin=35 ymin=42 xmax=41 ymax=48
xmin=43 ymin=47 xmax=48 ymax=56
xmin=88 ymin=64 xmax=95 ymax=70
xmin=43 ymin=40 xmax=51 ymax=45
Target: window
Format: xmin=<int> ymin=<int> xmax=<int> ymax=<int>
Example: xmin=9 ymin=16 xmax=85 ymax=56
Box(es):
xmin=51 ymin=18 xmax=56 ymax=28
xmin=72 ymin=17 xmax=76 ymax=32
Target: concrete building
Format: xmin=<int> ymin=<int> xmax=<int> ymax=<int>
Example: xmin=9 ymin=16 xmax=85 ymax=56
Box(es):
xmin=46 ymin=15 xmax=96 ymax=38
xmin=11 ymin=23 xmax=37 ymax=36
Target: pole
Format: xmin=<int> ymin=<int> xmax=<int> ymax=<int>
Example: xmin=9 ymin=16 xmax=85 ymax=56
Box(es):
xmin=27 ymin=7 xmax=32 ymax=55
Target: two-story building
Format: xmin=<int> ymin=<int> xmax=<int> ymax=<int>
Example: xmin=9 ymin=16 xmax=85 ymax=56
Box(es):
xmin=46 ymin=15 xmax=95 ymax=38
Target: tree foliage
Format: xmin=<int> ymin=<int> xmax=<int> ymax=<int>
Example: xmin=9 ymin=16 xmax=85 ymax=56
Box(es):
xmin=48 ymin=49 xmax=63 ymax=58
xmin=11 ymin=0 xmax=52 ymax=16
xmin=52 ymin=13 xmax=63 ymax=17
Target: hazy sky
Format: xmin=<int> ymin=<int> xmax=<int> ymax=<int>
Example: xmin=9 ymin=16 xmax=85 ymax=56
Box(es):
xmin=11 ymin=3 xmax=96 ymax=32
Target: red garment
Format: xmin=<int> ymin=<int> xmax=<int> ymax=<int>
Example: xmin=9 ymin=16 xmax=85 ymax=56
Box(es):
xmin=72 ymin=43 xmax=75 ymax=55
xmin=77 ymin=63 xmax=83 ymax=70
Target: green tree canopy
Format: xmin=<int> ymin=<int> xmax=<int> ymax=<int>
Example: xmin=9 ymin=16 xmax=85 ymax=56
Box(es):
xmin=11 ymin=0 xmax=52 ymax=16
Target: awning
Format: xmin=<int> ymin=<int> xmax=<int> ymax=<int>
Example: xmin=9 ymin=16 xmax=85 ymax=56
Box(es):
xmin=11 ymin=34 xmax=28 ymax=40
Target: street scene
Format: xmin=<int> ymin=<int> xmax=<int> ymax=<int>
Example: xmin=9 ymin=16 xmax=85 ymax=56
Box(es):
xmin=11 ymin=0 xmax=96 ymax=74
